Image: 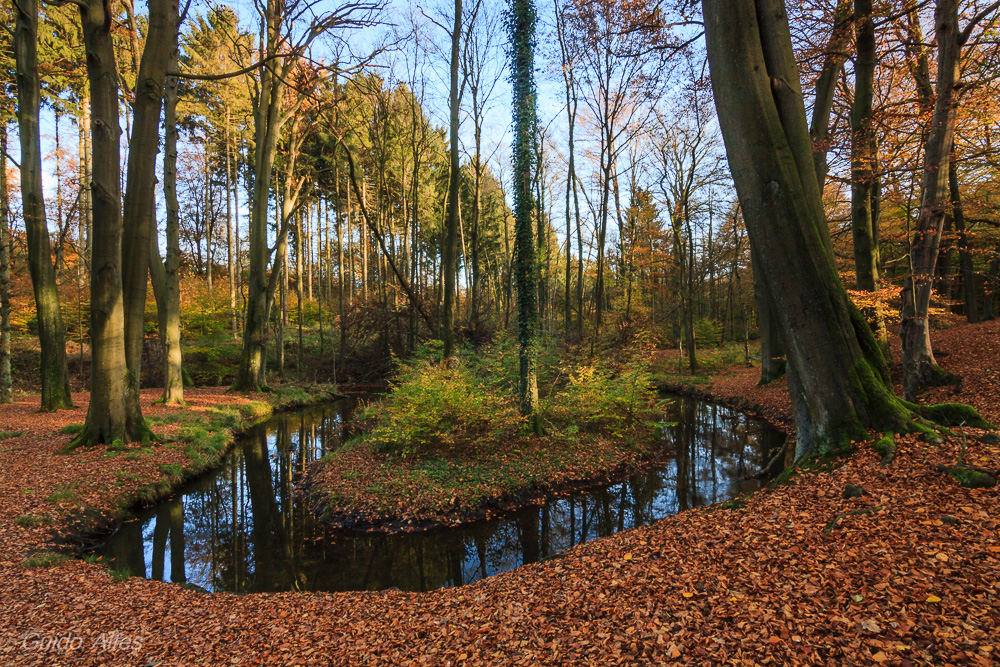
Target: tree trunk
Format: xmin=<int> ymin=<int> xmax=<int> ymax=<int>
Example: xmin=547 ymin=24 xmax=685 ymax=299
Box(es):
xmin=950 ymin=162 xmax=978 ymax=323
xmin=851 ymin=0 xmax=880 ymax=292
xmin=73 ymin=0 xmax=130 ymax=445
xmin=0 ymin=126 xmax=11 ymax=404
xmin=442 ymin=0 xmax=462 ymax=359
xmin=751 ymin=247 xmax=785 ymax=384
xmin=510 ymin=0 xmax=540 ymax=430
xmin=809 ymin=0 xmax=852 ymax=185
xmin=232 ymin=10 xmax=288 ymax=393
xmin=900 ymin=0 xmax=963 ymax=401
xmin=226 ymin=105 xmax=238 ymax=338
xmin=121 ymin=0 xmax=176 ymax=439
xmin=703 ymin=0 xmax=912 ymax=456
xmin=152 ymin=54 xmax=184 ymax=405
xmin=14 ymin=0 xmax=74 ymax=411
xmin=982 ymin=244 xmax=1000 ymax=320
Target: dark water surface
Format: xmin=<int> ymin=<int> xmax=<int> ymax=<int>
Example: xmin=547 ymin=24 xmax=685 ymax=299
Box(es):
xmin=98 ymin=396 xmax=784 ymax=593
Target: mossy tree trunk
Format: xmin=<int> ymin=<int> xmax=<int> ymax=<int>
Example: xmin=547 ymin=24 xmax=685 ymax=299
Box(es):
xmin=232 ymin=2 xmax=288 ymax=393
xmin=851 ymin=0 xmax=880 ymax=293
xmin=14 ymin=0 xmax=74 ymax=412
xmin=509 ymin=0 xmax=540 ymax=430
xmin=703 ymin=0 xmax=912 ymax=457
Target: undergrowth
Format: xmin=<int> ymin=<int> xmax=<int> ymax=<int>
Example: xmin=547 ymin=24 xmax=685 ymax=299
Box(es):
xmin=351 ymin=338 xmax=661 ymax=459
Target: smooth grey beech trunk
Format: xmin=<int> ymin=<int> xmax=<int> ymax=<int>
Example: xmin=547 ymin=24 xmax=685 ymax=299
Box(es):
xmin=899 ymin=0 xmax=964 ymax=401
xmin=149 ymin=47 xmax=184 ymax=405
xmin=232 ymin=3 xmax=287 ymax=393
xmin=122 ymin=0 xmax=177 ymax=435
xmin=703 ymin=0 xmax=910 ymax=456
xmin=14 ymin=0 xmax=74 ymax=412
xmin=73 ymin=0 xmax=129 ymax=445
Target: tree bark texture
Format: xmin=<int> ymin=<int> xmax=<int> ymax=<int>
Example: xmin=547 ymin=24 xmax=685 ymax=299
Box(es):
xmin=122 ymin=0 xmax=177 ymax=435
xmin=74 ymin=0 xmax=130 ymax=444
xmin=899 ymin=0 xmax=963 ymax=401
xmin=703 ymin=0 xmax=909 ymax=456
xmin=14 ymin=0 xmax=74 ymax=411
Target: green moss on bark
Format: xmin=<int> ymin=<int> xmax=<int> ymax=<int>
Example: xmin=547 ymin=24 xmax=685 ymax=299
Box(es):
xmin=937 ymin=464 xmax=997 ymax=489
xmin=902 ymin=401 xmax=993 ymax=429
xmin=871 ymin=433 xmax=896 ymax=466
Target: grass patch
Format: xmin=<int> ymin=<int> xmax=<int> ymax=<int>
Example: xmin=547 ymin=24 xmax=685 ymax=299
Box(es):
xmin=15 ymin=514 xmax=53 ymax=527
xmin=46 ymin=485 xmax=80 ymax=504
xmin=0 ymin=430 xmax=25 ymax=440
xmin=59 ymin=424 xmax=84 ymax=435
xmin=23 ymin=551 xmax=70 ymax=568
xmin=159 ymin=463 xmax=183 ymax=478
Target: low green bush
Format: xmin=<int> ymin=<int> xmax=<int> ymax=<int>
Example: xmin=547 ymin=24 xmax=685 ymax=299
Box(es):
xmin=361 ymin=353 xmax=518 ymax=458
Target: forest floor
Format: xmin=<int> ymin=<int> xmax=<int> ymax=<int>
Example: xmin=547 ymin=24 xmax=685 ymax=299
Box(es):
xmin=1 ymin=321 xmax=998 ymax=665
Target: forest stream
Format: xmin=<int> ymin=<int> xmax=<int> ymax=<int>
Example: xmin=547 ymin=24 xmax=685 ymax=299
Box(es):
xmin=96 ymin=396 xmax=785 ymax=593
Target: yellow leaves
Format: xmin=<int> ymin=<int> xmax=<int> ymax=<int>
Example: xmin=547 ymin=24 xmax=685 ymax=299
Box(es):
xmin=622 ymin=553 xmax=632 ymax=561
xmin=682 ymin=592 xmax=693 ymax=598
xmin=934 ymin=552 xmax=948 ymax=562
xmin=925 ymin=595 xmax=942 ymax=603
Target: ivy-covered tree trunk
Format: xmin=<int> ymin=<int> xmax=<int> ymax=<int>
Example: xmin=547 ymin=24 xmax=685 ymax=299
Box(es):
xmin=14 ymin=0 xmax=74 ymax=412
xmin=72 ymin=0 xmax=129 ymax=445
xmin=121 ymin=0 xmax=176 ymax=435
xmin=0 ymin=125 xmax=11 ymax=404
xmin=442 ymin=0 xmax=462 ymax=359
xmin=509 ymin=0 xmax=540 ymax=430
xmin=703 ymin=0 xmax=912 ymax=457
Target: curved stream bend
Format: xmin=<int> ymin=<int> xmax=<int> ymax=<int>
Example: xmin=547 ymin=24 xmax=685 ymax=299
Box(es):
xmin=98 ymin=396 xmax=785 ymax=593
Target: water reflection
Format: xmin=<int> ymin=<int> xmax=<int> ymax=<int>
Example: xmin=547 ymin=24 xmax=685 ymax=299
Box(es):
xmin=99 ymin=397 xmax=784 ymax=593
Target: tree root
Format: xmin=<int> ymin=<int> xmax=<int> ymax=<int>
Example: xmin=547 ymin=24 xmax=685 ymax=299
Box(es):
xmin=870 ymin=433 xmax=896 ymax=466
xmin=823 ymin=505 xmax=883 ymax=535
xmin=937 ymin=464 xmax=997 ymax=489
xmin=902 ymin=401 xmax=993 ymax=430
xmin=754 ymin=440 xmax=789 ymax=479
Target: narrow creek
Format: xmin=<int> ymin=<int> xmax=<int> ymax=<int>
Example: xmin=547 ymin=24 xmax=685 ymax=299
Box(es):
xmin=97 ymin=396 xmax=785 ymax=593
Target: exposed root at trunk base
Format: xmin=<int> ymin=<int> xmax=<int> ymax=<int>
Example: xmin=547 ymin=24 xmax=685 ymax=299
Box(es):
xmin=62 ymin=422 xmax=156 ymax=453
xmin=937 ymin=464 xmax=997 ymax=489
xmin=871 ymin=433 xmax=896 ymax=466
xmin=903 ymin=401 xmax=993 ymax=430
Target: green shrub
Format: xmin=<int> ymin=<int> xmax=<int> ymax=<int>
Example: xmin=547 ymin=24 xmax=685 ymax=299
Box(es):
xmin=693 ymin=318 xmax=722 ymax=348
xmin=362 ymin=357 xmax=518 ymax=457
xmin=553 ymin=355 xmax=657 ymax=435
